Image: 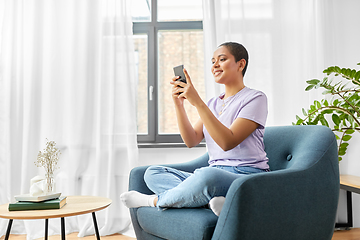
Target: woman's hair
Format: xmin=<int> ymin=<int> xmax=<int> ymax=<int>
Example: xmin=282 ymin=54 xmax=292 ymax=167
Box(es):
xmin=219 ymin=42 xmax=249 ymax=77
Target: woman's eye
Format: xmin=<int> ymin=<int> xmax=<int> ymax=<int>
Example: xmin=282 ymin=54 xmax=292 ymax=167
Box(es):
xmin=220 ymin=58 xmax=226 ymax=61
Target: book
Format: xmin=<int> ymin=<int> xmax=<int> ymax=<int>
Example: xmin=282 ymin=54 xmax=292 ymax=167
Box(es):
xmin=14 ymin=192 xmax=61 ymax=202
xmin=8 ymin=196 xmax=67 ymax=211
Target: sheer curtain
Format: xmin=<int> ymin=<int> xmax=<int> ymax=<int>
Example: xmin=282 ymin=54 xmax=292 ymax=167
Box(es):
xmin=202 ymin=0 xmax=335 ymax=126
xmin=0 ymin=0 xmax=138 ymax=239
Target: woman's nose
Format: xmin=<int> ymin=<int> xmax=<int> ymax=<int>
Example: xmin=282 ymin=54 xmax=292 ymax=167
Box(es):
xmin=213 ymin=61 xmax=219 ymax=68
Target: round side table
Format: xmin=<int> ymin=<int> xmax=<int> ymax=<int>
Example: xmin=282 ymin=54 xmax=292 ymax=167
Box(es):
xmin=0 ymin=195 xmax=112 ymax=240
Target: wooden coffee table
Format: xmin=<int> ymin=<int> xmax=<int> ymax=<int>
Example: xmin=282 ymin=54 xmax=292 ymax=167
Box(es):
xmin=0 ymin=195 xmax=112 ymax=240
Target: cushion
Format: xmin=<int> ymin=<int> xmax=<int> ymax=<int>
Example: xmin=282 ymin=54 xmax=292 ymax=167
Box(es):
xmin=137 ymin=207 xmax=218 ymax=240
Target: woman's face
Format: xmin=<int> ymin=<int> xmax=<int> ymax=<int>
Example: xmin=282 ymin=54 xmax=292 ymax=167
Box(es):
xmin=211 ymin=46 xmax=242 ymax=84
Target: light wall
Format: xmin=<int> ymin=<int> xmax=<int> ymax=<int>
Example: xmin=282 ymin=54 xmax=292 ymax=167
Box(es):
xmin=138 ymin=146 xmax=207 ymax=167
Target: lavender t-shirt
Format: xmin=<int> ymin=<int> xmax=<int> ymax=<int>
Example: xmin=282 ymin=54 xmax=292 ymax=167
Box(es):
xmin=204 ymin=87 xmax=269 ymax=170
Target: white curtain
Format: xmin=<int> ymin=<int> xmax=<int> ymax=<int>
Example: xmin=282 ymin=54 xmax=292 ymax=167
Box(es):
xmin=0 ymin=0 xmax=138 ymax=239
xmin=202 ymin=0 xmax=349 ymax=126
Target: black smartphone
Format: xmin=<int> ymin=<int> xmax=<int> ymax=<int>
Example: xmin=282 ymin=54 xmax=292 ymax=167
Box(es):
xmin=173 ymin=65 xmax=187 ymax=84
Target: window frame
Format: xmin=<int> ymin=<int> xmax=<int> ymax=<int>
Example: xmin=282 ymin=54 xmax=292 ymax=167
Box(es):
xmin=133 ymin=0 xmax=203 ymax=144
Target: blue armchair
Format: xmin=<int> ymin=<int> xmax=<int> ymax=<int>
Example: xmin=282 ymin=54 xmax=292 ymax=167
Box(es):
xmin=128 ymin=125 xmax=340 ymax=240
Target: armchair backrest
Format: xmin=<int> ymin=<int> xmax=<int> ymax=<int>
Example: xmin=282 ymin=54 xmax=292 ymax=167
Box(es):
xmin=264 ymin=125 xmax=338 ymax=172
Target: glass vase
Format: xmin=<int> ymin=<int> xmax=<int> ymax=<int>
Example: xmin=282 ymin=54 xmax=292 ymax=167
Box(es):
xmin=45 ymin=173 xmax=56 ymax=194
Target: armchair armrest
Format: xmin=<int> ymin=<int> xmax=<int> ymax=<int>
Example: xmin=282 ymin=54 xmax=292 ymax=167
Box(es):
xmin=128 ymin=153 xmax=210 ymax=240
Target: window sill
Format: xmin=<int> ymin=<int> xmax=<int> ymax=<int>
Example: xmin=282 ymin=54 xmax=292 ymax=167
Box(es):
xmin=138 ymin=142 xmax=206 ymax=149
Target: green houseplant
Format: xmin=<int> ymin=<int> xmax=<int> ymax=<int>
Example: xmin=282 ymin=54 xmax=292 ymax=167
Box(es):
xmin=294 ymin=63 xmax=360 ymax=161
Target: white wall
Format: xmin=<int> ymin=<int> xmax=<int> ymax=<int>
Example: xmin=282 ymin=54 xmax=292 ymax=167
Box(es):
xmin=138 ymin=146 xmax=207 ymax=167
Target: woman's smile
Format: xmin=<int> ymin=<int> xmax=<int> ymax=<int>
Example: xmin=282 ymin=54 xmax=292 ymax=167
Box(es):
xmin=213 ymin=69 xmax=223 ymax=77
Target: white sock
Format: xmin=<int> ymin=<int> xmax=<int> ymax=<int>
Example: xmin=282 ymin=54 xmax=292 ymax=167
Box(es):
xmin=209 ymin=196 xmax=226 ymax=216
xmin=120 ymin=191 xmax=157 ymax=208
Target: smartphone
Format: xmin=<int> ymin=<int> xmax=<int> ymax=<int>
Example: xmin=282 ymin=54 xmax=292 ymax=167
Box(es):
xmin=173 ymin=65 xmax=187 ymax=84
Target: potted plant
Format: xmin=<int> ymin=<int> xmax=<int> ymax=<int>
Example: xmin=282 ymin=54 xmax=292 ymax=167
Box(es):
xmin=294 ymin=63 xmax=360 ymax=161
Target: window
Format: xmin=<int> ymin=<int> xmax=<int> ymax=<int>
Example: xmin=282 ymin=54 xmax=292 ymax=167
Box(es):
xmin=132 ymin=0 xmax=204 ymax=144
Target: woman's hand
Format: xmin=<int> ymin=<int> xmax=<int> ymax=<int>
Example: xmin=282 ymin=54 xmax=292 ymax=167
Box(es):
xmin=171 ymin=68 xmax=203 ymax=107
xmin=170 ymin=68 xmax=205 ymax=147
xmin=170 ymin=76 xmax=186 ymax=106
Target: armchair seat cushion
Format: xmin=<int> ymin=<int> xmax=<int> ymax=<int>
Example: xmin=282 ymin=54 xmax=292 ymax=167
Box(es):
xmin=137 ymin=207 xmax=218 ymax=240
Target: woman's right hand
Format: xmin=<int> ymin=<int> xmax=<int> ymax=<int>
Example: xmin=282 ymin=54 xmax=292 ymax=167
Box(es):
xmin=170 ymin=73 xmax=204 ymax=148
xmin=170 ymin=76 xmax=186 ymax=106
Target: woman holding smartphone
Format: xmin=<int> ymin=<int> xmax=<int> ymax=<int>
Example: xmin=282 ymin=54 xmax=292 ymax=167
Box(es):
xmin=121 ymin=42 xmax=269 ymax=216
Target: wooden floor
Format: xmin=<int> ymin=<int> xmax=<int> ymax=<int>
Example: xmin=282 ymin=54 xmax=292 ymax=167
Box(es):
xmin=0 ymin=233 xmax=135 ymax=240
xmin=1 ymin=228 xmax=360 ymax=239
xmin=333 ymin=228 xmax=360 ymax=240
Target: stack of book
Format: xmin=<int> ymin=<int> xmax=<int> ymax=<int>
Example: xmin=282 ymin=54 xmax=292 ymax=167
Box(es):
xmin=8 ymin=196 xmax=67 ymax=211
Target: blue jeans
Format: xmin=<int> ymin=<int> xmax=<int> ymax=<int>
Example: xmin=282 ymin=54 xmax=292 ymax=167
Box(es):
xmin=144 ymin=165 xmax=268 ymax=208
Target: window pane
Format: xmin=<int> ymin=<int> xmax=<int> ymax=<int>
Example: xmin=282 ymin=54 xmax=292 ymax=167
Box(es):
xmin=157 ymin=0 xmax=203 ymax=22
xmin=158 ymin=30 xmax=204 ymax=134
xmin=134 ymin=35 xmax=148 ymax=134
xmin=131 ymin=0 xmax=151 ymax=22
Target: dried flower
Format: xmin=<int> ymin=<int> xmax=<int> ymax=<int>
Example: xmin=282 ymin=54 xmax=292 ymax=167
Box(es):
xmin=35 ymin=139 xmax=61 ymax=178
